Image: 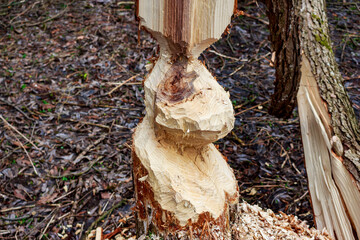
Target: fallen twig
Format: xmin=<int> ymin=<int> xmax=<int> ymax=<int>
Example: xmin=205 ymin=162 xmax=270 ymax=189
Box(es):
xmin=2 ymin=119 xmax=41 ymax=176
xmin=39 ymin=213 xmax=56 ymax=240
xmin=68 ymin=178 xmax=83 ymax=227
xmin=73 ymin=135 xmax=107 ymax=164
xmin=0 ymin=146 xmax=20 ymax=165
xmin=48 ymin=156 xmax=103 ymax=179
xmin=107 ymin=74 xmax=140 ymax=95
xmin=294 ymin=190 xmax=309 ymax=203
xmin=0 ymin=204 xmax=36 ymax=213
xmin=83 ymin=200 xmax=127 ymax=239
xmin=23 ymin=2 xmax=72 ymax=27
xmin=9 ymin=1 xmax=40 ymax=24
xmin=61 ymin=118 xmax=110 ymax=129
xmin=230 ymin=52 xmax=271 ymax=76
xmin=207 ymin=49 xmax=244 ymax=62
xmin=235 ymin=100 xmax=270 ymax=116
xmin=1 ymin=214 xmax=32 ymax=221
xmin=25 ymin=208 xmax=57 ymax=238
xmin=0 ymin=97 xmax=34 ymax=120
xmin=0 ymin=114 xmax=41 ymax=151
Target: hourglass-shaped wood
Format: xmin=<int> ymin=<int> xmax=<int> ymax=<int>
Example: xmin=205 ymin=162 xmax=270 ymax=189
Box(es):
xmin=132 ymin=0 xmax=238 ymax=239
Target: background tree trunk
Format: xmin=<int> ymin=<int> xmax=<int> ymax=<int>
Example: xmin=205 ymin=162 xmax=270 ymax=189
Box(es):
xmin=132 ymin=0 xmax=239 ymax=239
xmin=266 ymin=0 xmax=360 ymax=239
xmin=263 ymin=0 xmax=302 ymax=118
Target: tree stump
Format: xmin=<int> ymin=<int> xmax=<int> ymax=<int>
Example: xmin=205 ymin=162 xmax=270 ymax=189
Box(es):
xmin=132 ymin=0 xmax=239 ymax=239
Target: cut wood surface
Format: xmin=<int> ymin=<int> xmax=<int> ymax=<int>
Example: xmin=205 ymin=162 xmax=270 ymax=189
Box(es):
xmin=133 ymin=0 xmax=239 ymax=239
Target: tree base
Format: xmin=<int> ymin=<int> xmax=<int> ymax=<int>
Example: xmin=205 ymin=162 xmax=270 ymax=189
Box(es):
xmin=133 ymin=147 xmax=235 ymax=240
xmin=132 ymin=117 xmax=239 ymax=239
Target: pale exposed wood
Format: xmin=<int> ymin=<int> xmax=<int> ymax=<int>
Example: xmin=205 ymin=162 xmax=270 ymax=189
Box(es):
xmin=95 ymin=227 xmax=102 ymax=240
xmin=232 ymin=202 xmax=333 ymax=240
xmin=134 ymin=117 xmax=238 ymax=226
xmin=297 ymin=57 xmax=355 ymax=239
xmin=85 ymin=202 xmax=332 ymax=240
xmin=133 ymin=0 xmax=238 ymax=239
xmin=133 ymin=0 xmax=345 ymax=239
xmin=138 ymin=0 xmax=235 ymax=57
xmin=144 ymin=56 xmax=234 ymax=146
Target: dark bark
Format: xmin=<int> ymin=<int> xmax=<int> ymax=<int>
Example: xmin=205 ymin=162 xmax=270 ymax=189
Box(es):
xmin=264 ymin=0 xmax=360 ymax=181
xmin=263 ymin=0 xmax=302 ymax=119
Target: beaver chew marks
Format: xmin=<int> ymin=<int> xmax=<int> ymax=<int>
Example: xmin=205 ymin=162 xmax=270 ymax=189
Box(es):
xmin=134 ymin=1 xmax=238 ymax=239
xmin=157 ymin=60 xmax=197 ymax=103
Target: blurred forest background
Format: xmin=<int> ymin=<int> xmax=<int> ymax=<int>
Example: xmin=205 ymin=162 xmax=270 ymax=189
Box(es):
xmin=0 ymin=0 xmax=359 ymax=239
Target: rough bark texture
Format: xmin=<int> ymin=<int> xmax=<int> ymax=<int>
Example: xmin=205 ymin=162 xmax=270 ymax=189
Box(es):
xmin=299 ymin=0 xmax=360 ymax=183
xmin=263 ymin=0 xmax=302 ymax=118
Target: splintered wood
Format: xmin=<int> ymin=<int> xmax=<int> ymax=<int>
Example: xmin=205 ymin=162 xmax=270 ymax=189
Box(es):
xmin=133 ymin=0 xmax=238 ymax=239
xmin=296 ymin=0 xmax=360 ymax=239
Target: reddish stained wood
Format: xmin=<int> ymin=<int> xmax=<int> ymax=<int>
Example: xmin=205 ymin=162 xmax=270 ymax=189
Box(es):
xmin=163 ymin=0 xmax=191 ymax=56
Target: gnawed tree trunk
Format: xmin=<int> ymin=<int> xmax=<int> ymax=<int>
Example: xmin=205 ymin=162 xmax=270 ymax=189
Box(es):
xmin=132 ymin=0 xmax=239 ymax=239
xmin=265 ymin=0 xmax=360 ymax=239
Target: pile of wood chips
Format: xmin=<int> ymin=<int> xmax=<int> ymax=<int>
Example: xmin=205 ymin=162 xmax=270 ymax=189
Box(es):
xmin=231 ymin=202 xmax=333 ymax=240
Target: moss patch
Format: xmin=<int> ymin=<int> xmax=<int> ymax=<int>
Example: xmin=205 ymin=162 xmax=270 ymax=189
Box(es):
xmin=314 ymin=30 xmax=332 ymax=52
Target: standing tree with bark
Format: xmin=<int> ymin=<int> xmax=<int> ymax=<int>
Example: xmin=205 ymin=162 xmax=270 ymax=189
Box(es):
xmin=132 ymin=0 xmax=239 ymax=239
xmin=265 ymin=0 xmax=360 ymax=239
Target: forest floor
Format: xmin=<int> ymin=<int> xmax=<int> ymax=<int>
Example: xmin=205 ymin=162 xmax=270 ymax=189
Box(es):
xmin=0 ymin=0 xmax=359 ymax=239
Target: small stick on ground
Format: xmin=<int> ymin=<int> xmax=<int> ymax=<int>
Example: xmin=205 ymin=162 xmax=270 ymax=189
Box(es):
xmin=235 ymin=100 xmax=270 ymax=116
xmin=73 ymin=135 xmax=107 ymax=164
xmin=48 ymin=156 xmax=103 ymax=179
xmin=7 ymin=127 xmax=40 ymax=176
xmin=294 ymin=190 xmax=309 ymax=203
xmin=83 ymin=201 xmax=126 ymax=239
xmin=230 ymin=52 xmax=271 ymax=76
xmin=9 ymin=1 xmax=40 ymax=24
xmin=39 ymin=213 xmax=56 ymax=240
xmin=95 ymin=227 xmax=103 ymax=240
xmin=0 ymin=147 xmax=20 ymax=165
xmin=62 ymin=118 xmax=110 ymax=129
xmin=22 ymin=1 xmax=73 ymax=27
xmin=0 ymin=97 xmax=34 ymax=120
xmin=0 ymin=204 xmax=36 ymax=213
xmin=68 ymin=178 xmax=83 ymax=228
xmin=207 ymin=49 xmax=243 ymax=61
xmin=106 ymin=74 xmax=140 ymax=96
xmin=0 ymin=114 xmax=41 ymax=151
